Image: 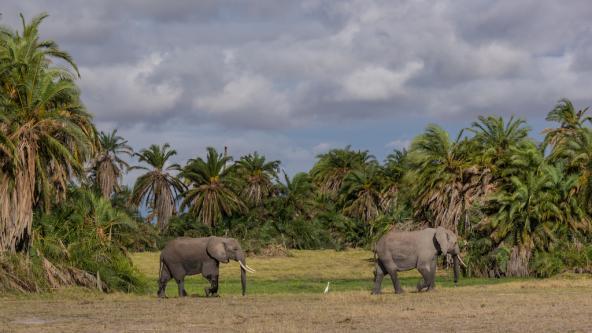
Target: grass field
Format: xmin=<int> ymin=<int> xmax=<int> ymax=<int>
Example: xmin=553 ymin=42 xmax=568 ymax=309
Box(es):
xmin=1 ymin=249 xmax=592 ymax=332
xmin=131 ymin=249 xmax=524 ymax=296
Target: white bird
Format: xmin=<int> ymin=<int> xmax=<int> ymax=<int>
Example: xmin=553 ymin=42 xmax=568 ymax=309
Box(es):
xmin=324 ymin=282 xmax=330 ymax=294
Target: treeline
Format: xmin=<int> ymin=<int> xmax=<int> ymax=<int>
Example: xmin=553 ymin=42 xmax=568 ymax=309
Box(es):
xmin=158 ymin=102 xmax=592 ymax=280
xmin=2 ymin=14 xmax=592 ymax=293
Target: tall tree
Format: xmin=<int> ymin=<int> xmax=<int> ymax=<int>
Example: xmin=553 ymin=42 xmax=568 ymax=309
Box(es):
xmin=310 ymin=146 xmax=375 ymax=198
xmin=407 ymin=125 xmax=491 ymax=234
xmin=468 ymin=115 xmax=530 ymax=174
xmin=91 ymin=129 xmax=132 ymax=198
xmin=0 ymin=13 xmax=96 ymax=252
xmin=235 ymin=152 xmax=280 ymax=207
xmin=380 ymin=149 xmax=408 ymax=213
xmin=543 ymin=98 xmax=591 ymax=150
xmin=180 ymin=147 xmax=244 ymax=227
xmin=131 ymin=144 xmax=185 ymax=232
xmin=549 ymin=128 xmax=592 ymax=212
xmin=340 ymin=166 xmax=383 ymax=224
xmin=279 ymin=172 xmax=316 ymax=218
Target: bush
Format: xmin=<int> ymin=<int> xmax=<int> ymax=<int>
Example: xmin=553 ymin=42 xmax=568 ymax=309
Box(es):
xmin=31 ymin=188 xmax=149 ymax=293
xmin=531 ymin=242 xmax=592 ymax=277
xmin=465 ymin=237 xmax=511 ymax=278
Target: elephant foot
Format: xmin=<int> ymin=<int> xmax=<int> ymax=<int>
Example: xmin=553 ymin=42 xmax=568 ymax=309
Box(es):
xmin=371 ymin=291 xmax=381 ymax=295
xmin=204 ymin=288 xmax=220 ymax=298
xmin=394 ymin=289 xmax=405 ymax=295
xmin=157 ymin=294 xmax=167 ymax=299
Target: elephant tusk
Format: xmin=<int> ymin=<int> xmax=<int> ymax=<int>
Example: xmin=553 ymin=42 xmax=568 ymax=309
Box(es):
xmin=457 ymin=255 xmax=467 ymax=268
xmin=246 ymin=264 xmax=256 ymax=273
xmin=239 ymin=261 xmax=256 ymax=273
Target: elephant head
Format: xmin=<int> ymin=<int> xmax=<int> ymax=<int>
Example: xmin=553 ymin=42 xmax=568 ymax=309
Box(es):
xmin=206 ymin=237 xmax=255 ymax=296
xmin=435 ymin=227 xmax=465 ymax=284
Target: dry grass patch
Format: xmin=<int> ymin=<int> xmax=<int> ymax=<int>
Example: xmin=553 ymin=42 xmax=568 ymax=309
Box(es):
xmin=1 ymin=278 xmax=592 ymax=332
xmin=3 ymin=250 xmax=592 ymax=332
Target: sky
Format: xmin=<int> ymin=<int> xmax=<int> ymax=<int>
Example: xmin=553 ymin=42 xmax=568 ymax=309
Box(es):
xmin=3 ymin=0 xmax=592 ymax=179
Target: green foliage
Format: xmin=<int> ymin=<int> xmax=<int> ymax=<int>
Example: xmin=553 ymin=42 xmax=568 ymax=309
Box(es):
xmin=180 ymin=147 xmax=245 ymax=227
xmin=33 ymin=188 xmax=150 ymax=292
xmin=90 ymin=129 xmax=133 ymax=198
xmin=130 ymin=143 xmax=185 ymax=231
xmin=234 ymin=151 xmax=280 ymax=207
xmin=4 ymin=13 xmax=592 ymax=294
xmin=531 ymin=243 xmax=592 ymax=278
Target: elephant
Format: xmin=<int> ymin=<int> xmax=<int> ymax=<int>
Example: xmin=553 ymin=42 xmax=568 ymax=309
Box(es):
xmin=157 ymin=236 xmax=255 ymax=298
xmin=371 ymin=226 xmax=465 ymax=295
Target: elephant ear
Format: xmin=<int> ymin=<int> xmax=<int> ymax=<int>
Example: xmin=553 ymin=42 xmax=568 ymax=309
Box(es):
xmin=435 ymin=227 xmax=450 ymax=254
xmin=206 ymin=237 xmax=229 ymax=263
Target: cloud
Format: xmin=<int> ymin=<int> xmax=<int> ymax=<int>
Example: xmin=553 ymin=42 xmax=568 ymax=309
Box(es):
xmin=5 ymin=0 xmax=586 ymax=129
xmin=312 ymin=142 xmax=332 ymax=154
xmin=385 ymin=139 xmax=411 ymax=150
xmin=3 ymin=0 xmax=592 ymax=173
xmin=193 ymin=74 xmax=293 ymax=128
xmin=339 ymin=62 xmax=424 ymax=101
xmin=79 ymin=53 xmax=182 ymax=122
xmin=107 ymin=121 xmax=318 ymax=185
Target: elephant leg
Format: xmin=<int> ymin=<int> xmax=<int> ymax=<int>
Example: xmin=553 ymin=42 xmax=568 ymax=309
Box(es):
xmin=416 ymin=277 xmax=427 ymax=292
xmin=202 ymin=260 xmax=220 ymax=297
xmin=417 ymin=258 xmax=437 ymax=292
xmin=371 ymin=261 xmax=386 ymax=295
xmin=427 ymin=258 xmax=437 ymax=291
xmin=157 ymin=265 xmax=171 ymax=298
xmin=176 ymin=278 xmax=188 ymax=297
xmin=205 ymin=274 xmax=219 ymax=297
xmin=382 ymin=260 xmax=404 ymax=294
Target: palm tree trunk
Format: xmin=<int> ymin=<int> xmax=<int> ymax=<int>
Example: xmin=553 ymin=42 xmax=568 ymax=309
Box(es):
xmin=0 ymin=142 xmax=36 ymax=253
xmin=507 ymin=245 xmax=531 ymax=277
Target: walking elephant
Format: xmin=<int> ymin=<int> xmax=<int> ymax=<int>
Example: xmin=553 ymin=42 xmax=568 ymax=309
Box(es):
xmin=371 ymin=226 xmax=465 ymax=294
xmin=158 ymin=236 xmax=255 ymax=298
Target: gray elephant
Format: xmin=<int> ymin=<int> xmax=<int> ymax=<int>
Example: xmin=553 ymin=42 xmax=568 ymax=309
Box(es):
xmin=158 ymin=236 xmax=255 ymax=298
xmin=371 ymin=226 xmax=465 ymax=294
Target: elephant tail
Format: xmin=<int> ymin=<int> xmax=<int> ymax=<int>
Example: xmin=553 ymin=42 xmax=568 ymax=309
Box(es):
xmin=159 ymin=254 xmax=171 ymax=280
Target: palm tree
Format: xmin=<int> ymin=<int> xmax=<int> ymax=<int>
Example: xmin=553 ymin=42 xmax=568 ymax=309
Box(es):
xmin=278 ymin=172 xmax=315 ymax=218
xmin=235 ymin=152 xmax=280 ymax=206
xmin=91 ymin=129 xmax=132 ymax=198
xmin=310 ymin=145 xmax=375 ymax=198
xmin=180 ymin=147 xmax=245 ymax=227
xmin=468 ymin=115 xmax=530 ymax=172
xmin=0 ymin=13 xmax=96 ymax=253
xmin=484 ymin=156 xmax=566 ymax=276
xmin=380 ymin=149 xmax=408 ymax=213
xmin=485 ymin=170 xmax=548 ymax=277
xmin=544 ymin=163 xmax=590 ymax=237
xmin=543 ymin=98 xmax=591 ymax=149
xmin=274 ymin=171 xmax=317 ymax=220
xmin=549 ymin=128 xmax=592 ymax=212
xmin=131 ymin=144 xmax=185 ymax=232
xmin=407 ymin=125 xmax=491 ymax=233
xmin=340 ymin=166 xmax=383 ymax=224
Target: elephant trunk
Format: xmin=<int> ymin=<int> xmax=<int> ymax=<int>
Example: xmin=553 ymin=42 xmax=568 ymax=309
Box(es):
xmin=453 ymin=255 xmax=460 ymax=285
xmin=239 ymin=258 xmax=247 ymax=296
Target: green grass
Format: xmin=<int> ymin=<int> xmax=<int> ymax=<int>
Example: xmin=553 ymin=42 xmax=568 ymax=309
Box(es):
xmin=130 ymin=249 xmax=529 ymax=297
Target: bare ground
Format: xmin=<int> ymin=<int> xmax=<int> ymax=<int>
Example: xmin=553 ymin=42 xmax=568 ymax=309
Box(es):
xmin=1 ymin=278 xmax=592 ymax=332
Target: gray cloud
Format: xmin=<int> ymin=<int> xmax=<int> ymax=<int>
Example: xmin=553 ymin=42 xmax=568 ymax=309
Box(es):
xmin=6 ymin=0 xmax=591 ymax=128
xmin=3 ymin=0 xmax=592 ymax=173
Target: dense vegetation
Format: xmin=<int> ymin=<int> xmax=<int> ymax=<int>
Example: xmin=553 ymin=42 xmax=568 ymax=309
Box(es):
xmin=1 ymin=13 xmax=592 ymax=293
